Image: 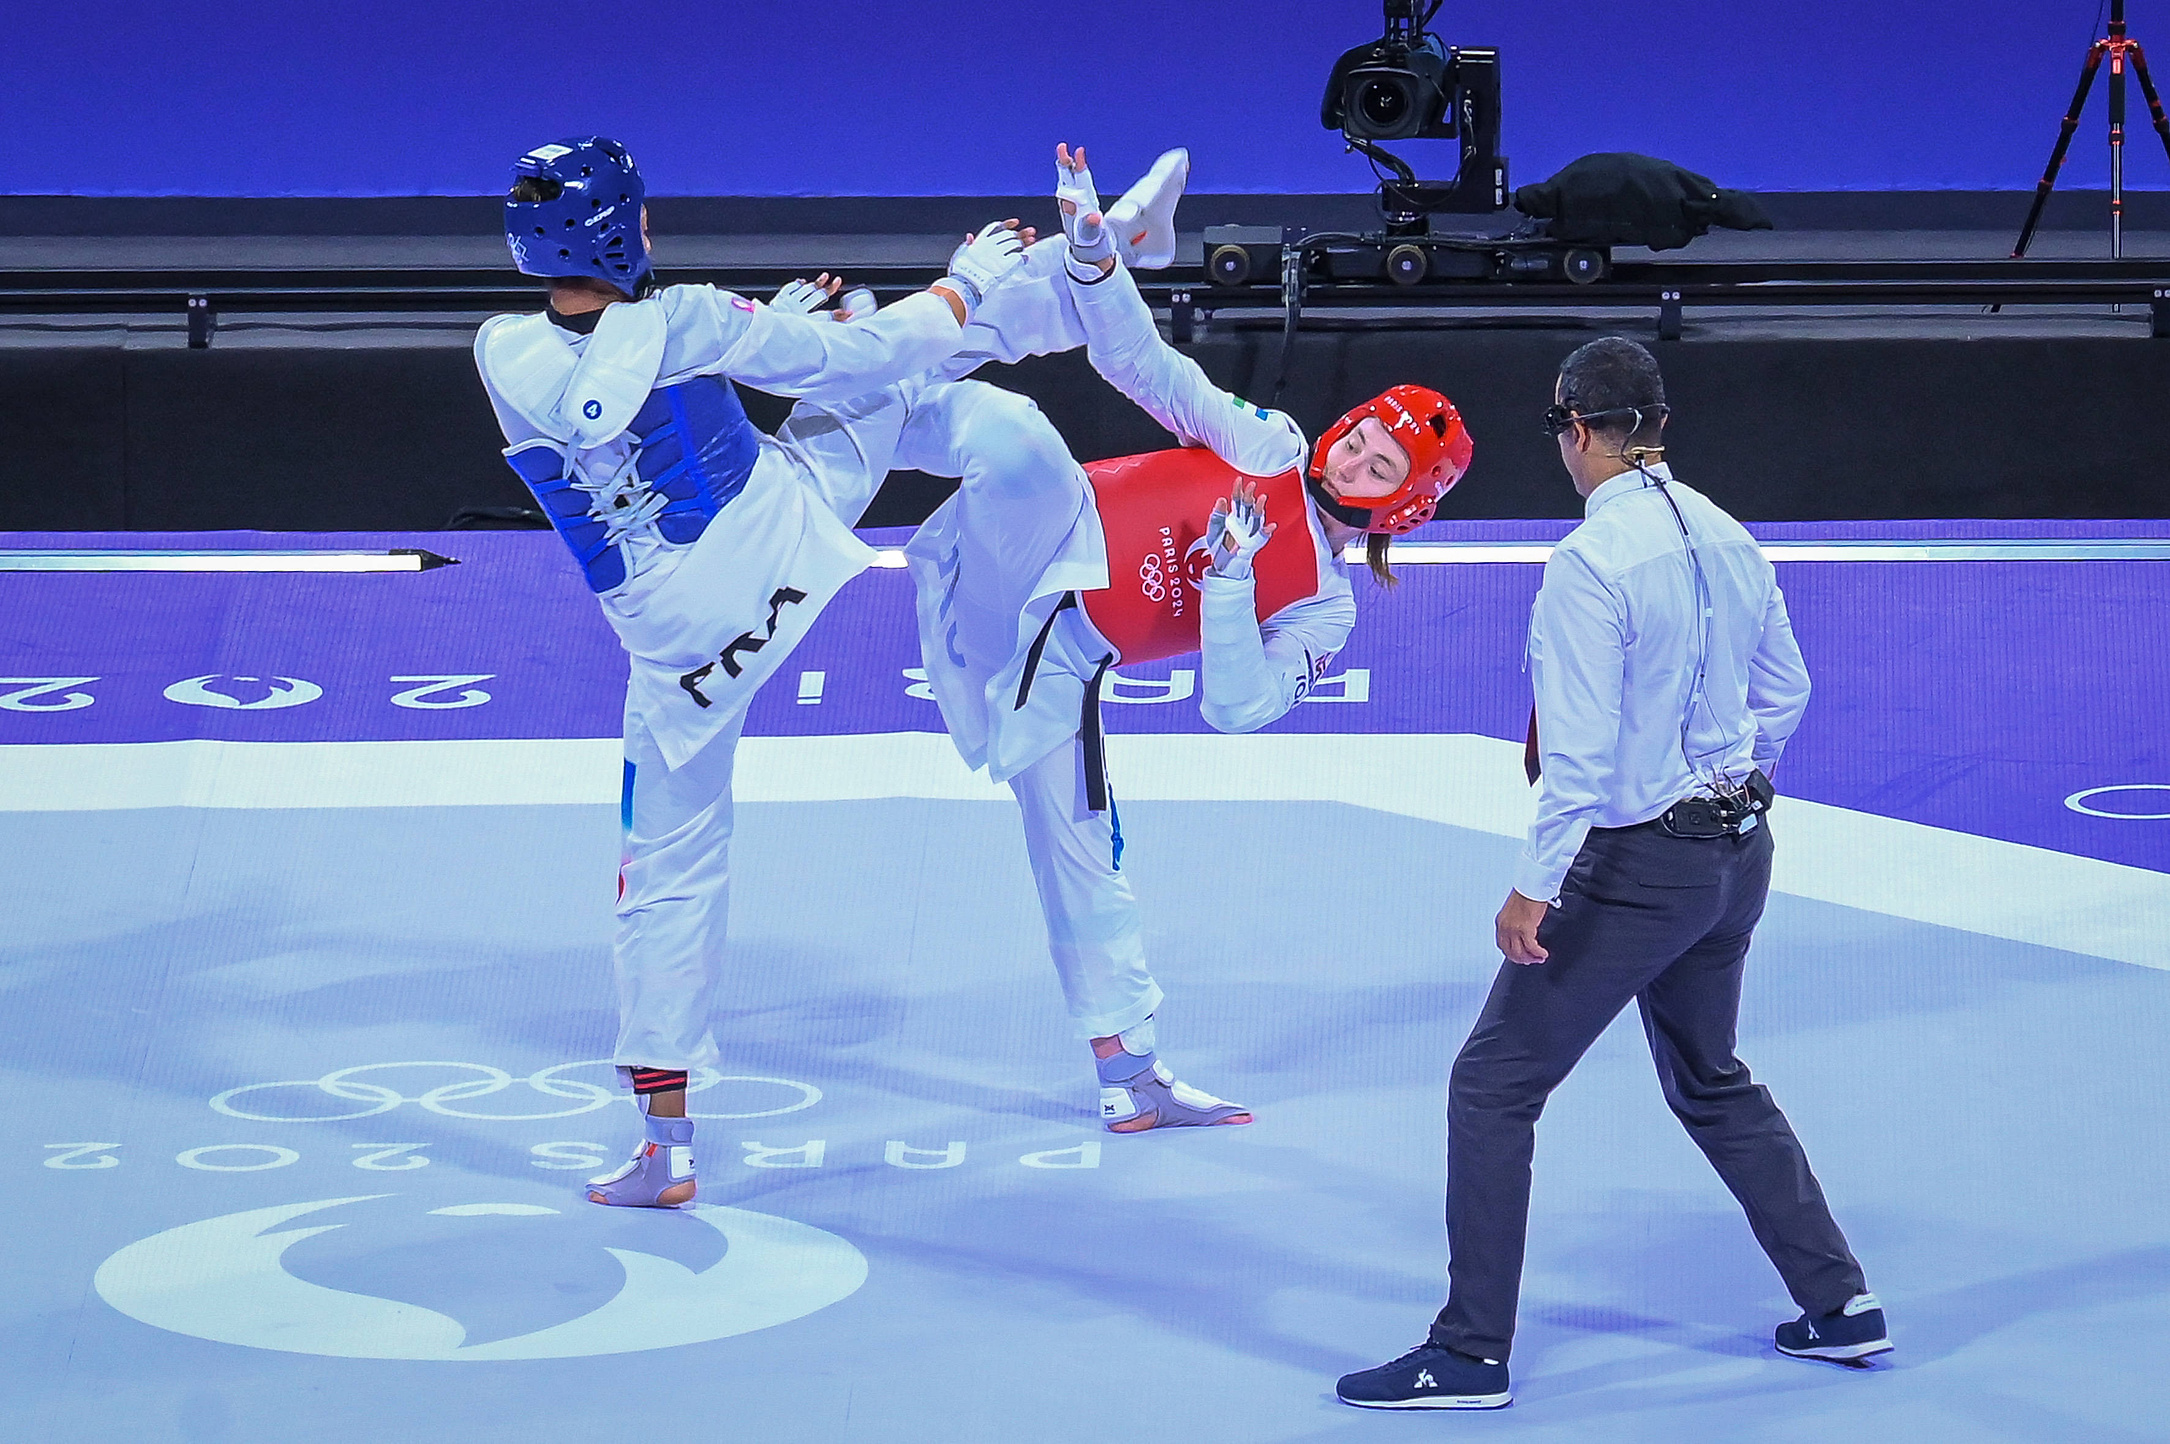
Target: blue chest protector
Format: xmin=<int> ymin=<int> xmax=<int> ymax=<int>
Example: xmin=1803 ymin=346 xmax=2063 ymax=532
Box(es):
xmin=504 ymin=375 xmax=761 ymax=593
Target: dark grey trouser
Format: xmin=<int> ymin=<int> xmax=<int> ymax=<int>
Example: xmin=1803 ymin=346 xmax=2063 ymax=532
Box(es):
xmin=1429 ymin=816 xmax=1866 ymax=1362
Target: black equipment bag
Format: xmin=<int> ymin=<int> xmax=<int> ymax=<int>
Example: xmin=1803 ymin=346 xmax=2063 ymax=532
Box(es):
xmin=1514 ymin=152 xmax=1773 ymax=252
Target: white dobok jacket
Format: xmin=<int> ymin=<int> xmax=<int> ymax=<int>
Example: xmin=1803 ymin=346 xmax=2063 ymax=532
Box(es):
xmin=475 ymin=284 xmax=965 ymax=770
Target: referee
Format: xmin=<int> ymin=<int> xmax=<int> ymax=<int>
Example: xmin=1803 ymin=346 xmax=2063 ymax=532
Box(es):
xmin=1338 ymin=338 xmax=1887 ymax=1412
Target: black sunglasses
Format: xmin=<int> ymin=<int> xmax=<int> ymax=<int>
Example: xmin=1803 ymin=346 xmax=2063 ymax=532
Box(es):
xmin=1542 ymin=402 xmax=1671 ymax=438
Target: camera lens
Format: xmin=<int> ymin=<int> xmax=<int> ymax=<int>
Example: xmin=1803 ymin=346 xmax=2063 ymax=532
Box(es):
xmin=1209 ymin=244 xmax=1254 ymax=286
xmin=1356 ymin=78 xmax=1411 ymax=132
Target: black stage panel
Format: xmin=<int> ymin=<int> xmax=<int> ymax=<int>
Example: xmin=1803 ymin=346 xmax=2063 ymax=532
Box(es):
xmin=116 ymin=344 xmax=520 ymax=531
xmin=6 ymin=323 xmax=2165 ymax=531
xmin=1 ymin=346 xmax=129 ymax=528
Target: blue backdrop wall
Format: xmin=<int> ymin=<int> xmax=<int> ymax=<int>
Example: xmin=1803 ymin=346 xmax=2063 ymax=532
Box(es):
xmin=7 ymin=1 xmax=2149 ymax=196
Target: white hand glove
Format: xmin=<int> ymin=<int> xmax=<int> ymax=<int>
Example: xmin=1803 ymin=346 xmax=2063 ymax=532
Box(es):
xmin=1206 ymin=484 xmax=1273 ymax=581
xmin=1055 ymin=143 xmax=1101 ymax=245
xmin=943 ymin=222 xmax=1028 ymax=312
xmin=837 ymin=286 xmax=878 ymax=322
xmin=769 ymin=275 xmax=840 ymax=316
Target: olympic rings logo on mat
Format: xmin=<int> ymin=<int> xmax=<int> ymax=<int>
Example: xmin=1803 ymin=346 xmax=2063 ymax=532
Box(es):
xmin=1138 ymin=552 xmax=1168 ymax=603
xmin=207 ymin=1060 xmax=822 ymax=1123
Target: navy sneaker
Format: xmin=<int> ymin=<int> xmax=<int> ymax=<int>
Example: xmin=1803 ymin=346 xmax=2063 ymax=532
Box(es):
xmin=1776 ymin=1292 xmax=1893 ymax=1366
xmin=1337 ymin=1344 xmax=1511 ymax=1410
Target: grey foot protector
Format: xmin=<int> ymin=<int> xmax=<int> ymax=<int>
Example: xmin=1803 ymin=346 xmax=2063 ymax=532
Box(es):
xmin=1096 ymin=1048 xmax=1250 ymax=1130
xmin=587 ymin=1118 xmax=696 ymax=1207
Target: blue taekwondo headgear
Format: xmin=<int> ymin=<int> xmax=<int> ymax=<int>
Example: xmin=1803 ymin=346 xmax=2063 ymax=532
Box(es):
xmin=504 ymin=137 xmax=652 ymax=296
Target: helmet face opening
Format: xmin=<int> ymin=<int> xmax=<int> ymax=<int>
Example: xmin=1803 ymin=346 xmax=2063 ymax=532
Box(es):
xmin=1308 ymin=384 xmax=1473 ymax=535
xmin=504 ymin=138 xmax=651 ymax=294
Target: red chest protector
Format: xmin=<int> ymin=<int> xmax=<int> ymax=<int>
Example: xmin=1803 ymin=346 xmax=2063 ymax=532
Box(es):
xmin=1078 ymin=447 xmax=1320 ymax=664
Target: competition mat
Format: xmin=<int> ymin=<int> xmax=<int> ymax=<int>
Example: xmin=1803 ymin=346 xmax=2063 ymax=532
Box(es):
xmin=3 ymin=522 xmax=2166 ymax=1442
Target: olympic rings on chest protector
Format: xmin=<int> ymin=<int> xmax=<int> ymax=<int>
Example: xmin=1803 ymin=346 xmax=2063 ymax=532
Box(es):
xmin=208 ymin=1060 xmax=822 ymax=1123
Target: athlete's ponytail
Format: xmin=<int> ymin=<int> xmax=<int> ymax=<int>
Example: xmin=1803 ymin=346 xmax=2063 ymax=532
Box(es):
xmin=1365 ymin=532 xmax=1397 ymax=588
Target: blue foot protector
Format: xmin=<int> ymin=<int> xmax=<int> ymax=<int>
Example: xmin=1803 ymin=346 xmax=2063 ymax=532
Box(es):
xmin=1336 ymin=1344 xmax=1511 ymax=1410
xmin=1776 ymin=1293 xmax=1893 ymax=1366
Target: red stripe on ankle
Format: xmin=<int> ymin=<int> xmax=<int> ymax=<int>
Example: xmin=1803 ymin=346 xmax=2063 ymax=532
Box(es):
xmin=630 ymin=1068 xmax=687 ymax=1094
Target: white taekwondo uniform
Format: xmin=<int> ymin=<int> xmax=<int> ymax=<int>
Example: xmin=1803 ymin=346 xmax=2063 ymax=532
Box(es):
xmin=891 ymin=245 xmax=1358 ymax=1039
xmin=475 ymin=283 xmax=967 ymax=1072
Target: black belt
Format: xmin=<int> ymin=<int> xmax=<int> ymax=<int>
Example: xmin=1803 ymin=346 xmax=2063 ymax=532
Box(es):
xmin=1079 ymin=654 xmax=1116 ymax=813
xmin=1015 ymin=591 xmax=1118 ymax=814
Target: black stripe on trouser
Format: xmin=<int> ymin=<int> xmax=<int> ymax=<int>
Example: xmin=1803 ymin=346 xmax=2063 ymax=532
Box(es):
xmin=1429 ymin=819 xmax=1866 ymax=1363
xmin=628 ymin=1068 xmax=688 ymax=1095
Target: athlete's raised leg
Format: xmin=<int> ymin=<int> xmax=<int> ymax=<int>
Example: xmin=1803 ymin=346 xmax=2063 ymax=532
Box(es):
xmin=938 ymin=236 xmax=1089 ymax=379
xmin=896 ymin=378 xmax=1094 ymax=669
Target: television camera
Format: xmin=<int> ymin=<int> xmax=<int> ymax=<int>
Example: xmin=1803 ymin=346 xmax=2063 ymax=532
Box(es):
xmin=1206 ymin=2 xmax=1606 ymax=295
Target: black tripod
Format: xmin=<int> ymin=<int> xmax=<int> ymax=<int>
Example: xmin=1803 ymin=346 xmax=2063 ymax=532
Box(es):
xmin=2013 ymin=0 xmax=2170 ymax=258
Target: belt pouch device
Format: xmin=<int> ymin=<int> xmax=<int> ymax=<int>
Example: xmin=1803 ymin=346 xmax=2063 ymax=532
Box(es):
xmin=1661 ymin=769 xmax=1774 ymax=838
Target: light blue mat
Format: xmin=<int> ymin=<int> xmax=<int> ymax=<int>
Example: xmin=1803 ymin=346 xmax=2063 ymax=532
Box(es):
xmin=6 ymin=796 xmax=2165 ymax=1442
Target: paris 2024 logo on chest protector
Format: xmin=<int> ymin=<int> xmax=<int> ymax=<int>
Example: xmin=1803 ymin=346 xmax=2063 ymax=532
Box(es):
xmin=95 ymin=1194 xmax=865 ymax=1360
xmin=1080 ymin=450 xmax=1318 ymax=665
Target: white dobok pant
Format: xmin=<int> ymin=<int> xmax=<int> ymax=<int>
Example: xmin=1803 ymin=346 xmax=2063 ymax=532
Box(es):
xmin=892 ymin=378 xmax=1164 ymax=1042
xmin=612 ymin=382 xmax=919 ymax=1072
xmin=616 ymin=706 xmax=743 ymax=1071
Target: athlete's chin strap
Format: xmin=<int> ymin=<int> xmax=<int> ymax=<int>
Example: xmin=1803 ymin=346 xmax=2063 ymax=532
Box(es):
xmin=1305 ymin=472 xmax=1373 ymax=530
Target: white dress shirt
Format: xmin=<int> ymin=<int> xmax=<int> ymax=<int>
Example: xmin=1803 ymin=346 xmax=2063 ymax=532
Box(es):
xmin=1516 ymin=462 xmax=1812 ymax=902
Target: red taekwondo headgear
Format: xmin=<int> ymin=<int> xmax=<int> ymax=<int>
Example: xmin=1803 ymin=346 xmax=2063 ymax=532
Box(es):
xmin=1306 ymin=384 xmax=1474 ymax=535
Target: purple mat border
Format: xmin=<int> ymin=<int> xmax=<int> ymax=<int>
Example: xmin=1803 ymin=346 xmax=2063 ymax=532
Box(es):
xmin=4 ymin=528 xmax=2164 ymax=877
xmin=856 ymin=519 xmax=2170 ymax=549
